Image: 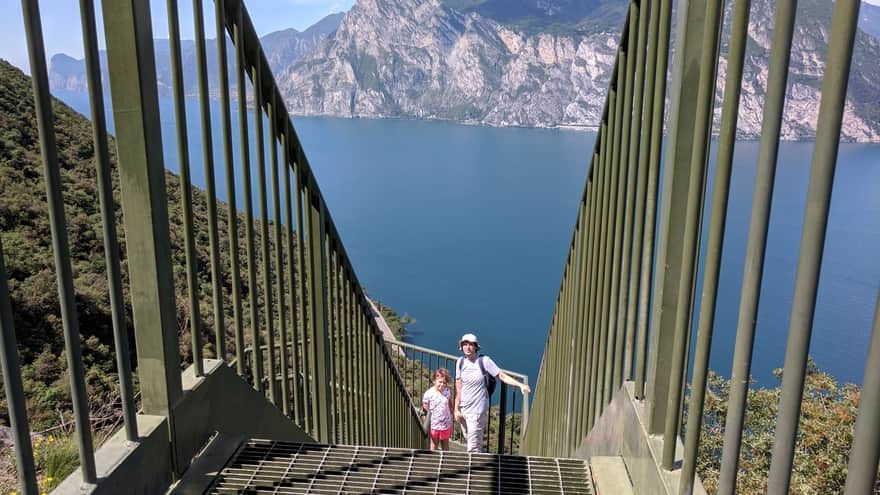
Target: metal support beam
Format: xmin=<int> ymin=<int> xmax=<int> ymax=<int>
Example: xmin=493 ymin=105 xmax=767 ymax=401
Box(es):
xmin=101 ymin=0 xmax=182 ymax=417
xmin=645 ymin=0 xmax=708 ymax=434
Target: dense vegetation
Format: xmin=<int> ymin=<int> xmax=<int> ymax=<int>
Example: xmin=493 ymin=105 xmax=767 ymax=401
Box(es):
xmin=691 ymin=362 xmax=862 ymax=494
xmin=0 ymin=58 xmax=278 ymax=489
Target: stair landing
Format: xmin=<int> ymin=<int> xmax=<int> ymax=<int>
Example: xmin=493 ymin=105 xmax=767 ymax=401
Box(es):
xmin=203 ymin=439 xmax=594 ymax=494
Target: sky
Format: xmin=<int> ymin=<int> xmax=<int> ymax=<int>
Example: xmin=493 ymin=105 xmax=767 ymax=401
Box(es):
xmin=1 ymin=0 xmax=357 ymax=74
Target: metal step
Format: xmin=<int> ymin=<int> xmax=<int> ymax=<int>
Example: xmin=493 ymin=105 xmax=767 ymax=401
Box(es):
xmin=589 ymin=457 xmax=633 ymax=495
xmin=205 ymin=439 xmax=594 ymax=494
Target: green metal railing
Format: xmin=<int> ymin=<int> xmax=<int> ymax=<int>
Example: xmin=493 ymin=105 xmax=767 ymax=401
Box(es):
xmin=521 ymin=0 xmax=879 ymax=493
xmin=383 ymin=339 xmax=530 ymax=454
xmin=4 ymin=1 xmax=427 ymax=493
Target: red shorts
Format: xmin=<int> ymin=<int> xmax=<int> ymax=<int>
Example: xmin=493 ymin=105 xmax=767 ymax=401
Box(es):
xmin=430 ymin=427 xmax=452 ymax=441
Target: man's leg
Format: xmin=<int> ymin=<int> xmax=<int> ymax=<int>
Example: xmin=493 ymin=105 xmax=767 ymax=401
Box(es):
xmin=463 ymin=411 xmax=487 ymax=453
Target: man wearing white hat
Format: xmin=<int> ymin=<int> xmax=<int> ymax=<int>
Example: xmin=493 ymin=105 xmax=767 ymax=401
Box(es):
xmin=454 ymin=332 xmax=531 ymax=453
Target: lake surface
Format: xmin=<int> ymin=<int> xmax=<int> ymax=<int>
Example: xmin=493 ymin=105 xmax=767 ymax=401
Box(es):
xmin=58 ymin=91 xmax=880 ymax=389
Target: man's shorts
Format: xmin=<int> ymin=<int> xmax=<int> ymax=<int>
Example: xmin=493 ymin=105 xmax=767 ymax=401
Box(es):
xmin=430 ymin=426 xmax=452 ymax=441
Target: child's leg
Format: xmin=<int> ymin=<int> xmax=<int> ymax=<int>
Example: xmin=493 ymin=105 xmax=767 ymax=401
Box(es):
xmin=430 ymin=437 xmax=438 ymax=450
xmin=440 ymin=438 xmax=449 ymax=451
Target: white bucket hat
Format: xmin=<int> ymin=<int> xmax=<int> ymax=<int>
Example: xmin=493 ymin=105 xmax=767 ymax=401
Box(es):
xmin=460 ymin=333 xmax=479 ymax=347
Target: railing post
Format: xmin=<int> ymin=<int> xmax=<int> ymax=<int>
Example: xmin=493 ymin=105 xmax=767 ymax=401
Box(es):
xmin=306 ymin=185 xmax=334 ymax=443
xmin=498 ymin=383 xmax=508 ymax=453
xmin=101 ymin=1 xmax=182 ymax=417
xmin=0 ymin=239 xmax=38 ymax=495
xmin=644 ymin=0 xmax=708 ymax=434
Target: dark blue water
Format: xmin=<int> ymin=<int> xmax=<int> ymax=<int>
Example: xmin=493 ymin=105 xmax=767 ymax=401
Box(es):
xmin=57 ymin=91 xmax=880 ymax=390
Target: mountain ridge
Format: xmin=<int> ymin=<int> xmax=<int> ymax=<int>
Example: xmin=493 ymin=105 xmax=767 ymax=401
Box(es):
xmin=45 ymin=0 xmax=880 ymax=142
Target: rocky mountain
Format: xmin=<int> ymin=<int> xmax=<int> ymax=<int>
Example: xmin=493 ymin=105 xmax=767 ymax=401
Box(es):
xmin=48 ymin=12 xmax=344 ymax=97
xmin=262 ymin=12 xmax=345 ymax=72
xmin=277 ymin=0 xmax=880 ymax=141
xmin=860 ymin=2 xmax=880 ymax=40
xmin=279 ymin=0 xmax=620 ymax=130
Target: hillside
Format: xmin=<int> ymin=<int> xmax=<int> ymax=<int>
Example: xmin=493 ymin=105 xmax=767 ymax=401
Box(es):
xmin=0 ymin=58 xmax=271 ymax=428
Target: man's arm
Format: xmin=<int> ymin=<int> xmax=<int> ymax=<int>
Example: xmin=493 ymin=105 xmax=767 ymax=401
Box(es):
xmin=498 ymin=371 xmax=531 ymax=394
xmin=454 ymin=378 xmax=463 ymax=421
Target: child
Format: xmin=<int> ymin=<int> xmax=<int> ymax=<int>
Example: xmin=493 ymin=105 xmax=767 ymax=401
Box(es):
xmin=422 ymin=368 xmax=453 ymax=450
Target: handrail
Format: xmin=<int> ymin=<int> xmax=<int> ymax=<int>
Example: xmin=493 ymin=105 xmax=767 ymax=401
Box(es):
xmin=521 ymin=1 xmax=877 ymax=495
xmin=4 ymin=0 xmax=427 ymax=492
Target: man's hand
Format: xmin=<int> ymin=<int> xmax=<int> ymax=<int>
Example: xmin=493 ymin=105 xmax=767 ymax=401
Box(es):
xmin=520 ymin=383 xmax=531 ymax=394
xmin=454 ymin=409 xmax=462 ymax=422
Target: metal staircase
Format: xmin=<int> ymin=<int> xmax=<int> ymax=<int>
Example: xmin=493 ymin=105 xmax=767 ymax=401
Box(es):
xmin=3 ymin=0 xmax=878 ymax=493
xmin=185 ymin=440 xmax=594 ymax=494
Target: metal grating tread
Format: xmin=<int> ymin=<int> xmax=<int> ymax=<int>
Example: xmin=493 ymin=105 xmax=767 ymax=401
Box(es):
xmin=208 ymin=440 xmax=593 ymax=494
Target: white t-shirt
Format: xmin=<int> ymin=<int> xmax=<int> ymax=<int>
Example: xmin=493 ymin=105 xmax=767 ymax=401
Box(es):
xmin=422 ymin=387 xmax=453 ymax=430
xmin=455 ymin=355 xmax=500 ymax=415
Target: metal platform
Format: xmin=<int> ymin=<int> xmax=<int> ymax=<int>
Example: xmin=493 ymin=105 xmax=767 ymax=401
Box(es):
xmin=207 ymin=440 xmax=594 ymax=494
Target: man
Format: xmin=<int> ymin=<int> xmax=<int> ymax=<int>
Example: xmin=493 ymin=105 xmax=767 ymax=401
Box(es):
xmin=454 ymin=332 xmax=531 ymax=453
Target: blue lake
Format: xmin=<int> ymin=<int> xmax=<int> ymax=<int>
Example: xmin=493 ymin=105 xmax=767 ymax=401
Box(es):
xmin=58 ymin=91 xmax=880 ymax=390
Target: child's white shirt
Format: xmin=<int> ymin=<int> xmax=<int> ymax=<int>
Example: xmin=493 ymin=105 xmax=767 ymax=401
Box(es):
xmin=422 ymin=387 xmax=453 ymax=430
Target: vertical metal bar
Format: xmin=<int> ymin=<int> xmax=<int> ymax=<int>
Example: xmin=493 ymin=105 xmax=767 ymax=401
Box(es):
xmin=572 ymin=185 xmax=596 ymax=444
xmin=597 ymin=88 xmax=617 ymax=418
xmin=270 ymin=95 xmax=291 ymax=416
xmin=718 ymin=0 xmax=798 ymax=488
xmin=521 ymin=375 xmax=530 ymax=446
xmin=192 ymin=0 xmax=225 ymax=361
xmin=22 ymin=0 xmax=96 ymax=481
xmin=80 ymin=0 xmax=137 ymax=439
xmin=510 ymin=388 xmax=517 ymax=454
xmin=767 ymin=1 xmax=860 ymax=490
xmin=215 ymin=0 xmax=235 ymax=360
xmin=253 ymin=60 xmax=277 ymax=403
xmin=626 ymin=0 xmax=653 ymax=383
xmin=587 ymin=130 xmax=608 ymax=428
xmin=645 ymin=0 xmax=708 ymax=434
xmin=0 ymin=239 xmax=38 ymax=495
xmin=498 ymin=381 xmax=508 ymax=454
xmin=239 ymin=52 xmax=262 ymax=392
xmin=662 ymin=0 xmax=724 ymax=468
xmin=680 ymin=0 xmax=751 ymax=488
xmin=340 ymin=263 xmax=349 ymax=442
xmin=327 ymin=245 xmax=340 ymax=443
xmin=344 ymin=272 xmax=355 ymax=442
xmin=294 ymin=158 xmax=312 ymax=432
xmin=605 ymin=53 xmax=627 ymax=408
xmin=564 ymin=204 xmax=586 ymax=454
xmin=635 ymin=0 xmax=671 ymax=400
xmin=615 ymin=3 xmax=640 ymax=388
xmin=307 ymin=189 xmax=333 ymax=442
xmin=102 ymin=0 xmax=185 ymax=471
xmin=844 ymin=290 xmax=880 ymax=494
xmin=283 ymin=129 xmax=304 ymax=423
xmin=167 ymin=0 xmax=203 ymax=377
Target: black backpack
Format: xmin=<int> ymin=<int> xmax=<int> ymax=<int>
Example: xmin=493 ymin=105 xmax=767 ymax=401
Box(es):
xmin=457 ymin=355 xmax=497 ymax=397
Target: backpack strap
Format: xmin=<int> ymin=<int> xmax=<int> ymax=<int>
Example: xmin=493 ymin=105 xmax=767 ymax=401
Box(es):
xmin=477 ymin=355 xmax=487 ymax=378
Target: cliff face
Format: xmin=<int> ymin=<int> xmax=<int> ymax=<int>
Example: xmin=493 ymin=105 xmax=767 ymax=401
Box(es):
xmin=278 ymin=0 xmax=618 ymax=129
xmin=276 ymin=0 xmax=880 ymax=141
xmin=730 ymin=0 xmax=880 ymax=141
